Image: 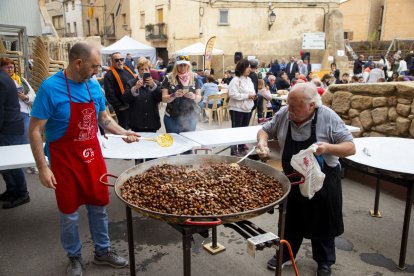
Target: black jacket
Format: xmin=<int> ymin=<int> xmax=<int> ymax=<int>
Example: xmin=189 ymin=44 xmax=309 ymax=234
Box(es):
xmin=125 ymin=58 xmax=135 ymax=71
xmin=285 ymin=62 xmax=299 ymax=80
xmin=353 ymin=59 xmax=364 ymax=75
xmin=248 ymin=71 xmax=259 ymax=94
xmin=123 ymin=78 xmax=162 ymax=131
xmin=276 ymin=78 xmax=290 ymax=90
xmin=0 ymin=71 xmax=23 ymax=135
xmin=104 ymin=68 xmax=136 ymax=111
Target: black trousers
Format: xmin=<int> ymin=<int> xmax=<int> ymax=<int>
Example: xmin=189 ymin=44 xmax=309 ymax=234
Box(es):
xmin=257 ymin=95 xmax=264 ymax=119
xmin=282 ymin=234 xmax=336 ymax=266
xmin=115 ymin=109 xmax=129 ymax=130
xmin=230 ymin=110 xmax=250 ymax=154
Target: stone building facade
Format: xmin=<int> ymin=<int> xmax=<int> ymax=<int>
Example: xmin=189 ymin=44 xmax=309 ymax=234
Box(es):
xmin=340 ymin=0 xmax=414 ymax=41
xmin=130 ymin=0 xmax=346 ymax=75
xmin=322 ymin=82 xmax=414 ymax=138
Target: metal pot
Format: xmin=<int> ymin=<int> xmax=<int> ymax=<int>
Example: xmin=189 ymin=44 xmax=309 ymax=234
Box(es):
xmin=101 ymin=155 xmax=291 ymax=225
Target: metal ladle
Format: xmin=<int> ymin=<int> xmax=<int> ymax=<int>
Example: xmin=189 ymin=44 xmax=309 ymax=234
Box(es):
xmin=104 ymin=133 xmax=174 ymax=147
xmin=230 ymin=146 xmax=257 ymax=168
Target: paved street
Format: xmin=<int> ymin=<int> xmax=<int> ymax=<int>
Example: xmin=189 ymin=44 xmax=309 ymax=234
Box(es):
xmin=0 ymin=115 xmax=413 ymax=276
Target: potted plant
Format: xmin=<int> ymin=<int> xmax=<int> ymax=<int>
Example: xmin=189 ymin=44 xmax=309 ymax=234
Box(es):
xmin=145 ymin=24 xmax=154 ymax=33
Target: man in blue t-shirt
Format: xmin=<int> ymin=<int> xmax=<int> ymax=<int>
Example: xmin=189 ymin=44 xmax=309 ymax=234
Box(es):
xmin=29 ymin=42 xmax=139 ymax=276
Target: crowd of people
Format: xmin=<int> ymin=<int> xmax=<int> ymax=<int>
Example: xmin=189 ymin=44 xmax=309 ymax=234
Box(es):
xmin=0 ymin=41 xmax=413 ymax=275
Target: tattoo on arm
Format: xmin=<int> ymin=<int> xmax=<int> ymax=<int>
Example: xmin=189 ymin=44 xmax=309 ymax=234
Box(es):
xmin=103 ymin=119 xmax=111 ymax=127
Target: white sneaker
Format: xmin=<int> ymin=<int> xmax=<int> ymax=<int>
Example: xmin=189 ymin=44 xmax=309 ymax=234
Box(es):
xmin=26 ymin=167 xmax=39 ymax=175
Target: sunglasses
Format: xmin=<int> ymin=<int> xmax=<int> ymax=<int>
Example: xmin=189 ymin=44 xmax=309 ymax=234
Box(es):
xmin=114 ymin=58 xmax=125 ymax=63
xmin=3 ymin=65 xmax=14 ymax=70
xmin=177 ymin=55 xmax=190 ymax=61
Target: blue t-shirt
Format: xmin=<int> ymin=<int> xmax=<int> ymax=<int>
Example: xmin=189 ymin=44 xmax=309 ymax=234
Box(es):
xmin=31 ymin=70 xmax=106 ymax=157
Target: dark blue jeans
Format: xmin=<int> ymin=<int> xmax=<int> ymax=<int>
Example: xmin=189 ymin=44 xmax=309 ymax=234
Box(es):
xmin=0 ymin=133 xmax=28 ymax=197
xmin=21 ymin=112 xmax=30 ymax=144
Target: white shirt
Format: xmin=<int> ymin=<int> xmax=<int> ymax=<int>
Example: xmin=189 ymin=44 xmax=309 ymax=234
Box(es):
xmin=398 ymin=60 xmax=408 ymax=73
xmin=228 ymin=76 xmax=255 ymax=113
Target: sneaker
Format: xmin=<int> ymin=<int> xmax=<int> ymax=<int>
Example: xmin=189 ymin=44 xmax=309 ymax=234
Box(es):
xmin=2 ymin=193 xmax=30 ymax=209
xmin=267 ymin=255 xmax=295 ymax=271
xmin=0 ymin=191 xmax=13 ymax=202
xmin=316 ymin=264 xmax=332 ymax=276
xmin=93 ymin=250 xmax=128 ymax=268
xmin=67 ymin=256 xmax=83 ymax=276
xmin=26 ymin=167 xmax=39 ymax=174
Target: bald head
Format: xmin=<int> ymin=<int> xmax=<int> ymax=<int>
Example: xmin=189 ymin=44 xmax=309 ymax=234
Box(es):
xmin=69 ymin=42 xmax=100 ymax=63
xmin=287 ymin=83 xmax=322 ymax=125
xmin=289 ymin=83 xmax=322 ymax=108
xmin=66 ymin=42 xmax=101 ymax=82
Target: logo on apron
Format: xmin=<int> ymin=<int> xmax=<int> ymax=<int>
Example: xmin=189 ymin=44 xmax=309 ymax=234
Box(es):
xmin=82 ymin=148 xmax=95 ymax=163
xmin=76 ymin=108 xmax=96 ymax=141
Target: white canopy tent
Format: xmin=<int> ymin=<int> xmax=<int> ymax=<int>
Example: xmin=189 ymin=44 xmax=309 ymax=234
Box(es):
xmin=101 ymin=35 xmax=156 ymax=64
xmin=173 ymin=42 xmax=225 ymax=71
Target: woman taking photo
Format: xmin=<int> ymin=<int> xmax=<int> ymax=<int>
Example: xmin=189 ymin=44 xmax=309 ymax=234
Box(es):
xmin=228 ymin=58 xmax=256 ymax=156
xmin=161 ymin=55 xmax=201 ymax=133
xmin=123 ymin=57 xmax=162 ymax=133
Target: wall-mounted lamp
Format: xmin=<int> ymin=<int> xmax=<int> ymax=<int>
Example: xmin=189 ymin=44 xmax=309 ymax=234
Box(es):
xmin=268 ymin=6 xmax=276 ymax=30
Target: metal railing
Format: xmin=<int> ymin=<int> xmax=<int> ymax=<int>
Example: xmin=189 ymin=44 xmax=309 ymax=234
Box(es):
xmin=64 ymin=32 xmax=77 ymax=37
xmin=146 ymin=23 xmax=167 ymax=41
xmin=104 ymin=26 xmax=115 ymax=37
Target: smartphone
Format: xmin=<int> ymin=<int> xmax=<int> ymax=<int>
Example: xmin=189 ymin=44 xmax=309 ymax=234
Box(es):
xmin=17 ymin=86 xmax=24 ymax=93
xmin=143 ymin=72 xmax=151 ymax=81
xmin=182 ymin=86 xmax=189 ymax=94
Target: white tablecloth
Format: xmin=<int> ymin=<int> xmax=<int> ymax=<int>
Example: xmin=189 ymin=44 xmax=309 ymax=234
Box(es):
xmin=180 ymin=126 xmax=261 ymax=148
xmin=180 ymin=124 xmax=359 ymax=148
xmin=0 ymin=144 xmax=37 ymax=170
xmin=100 ymin=133 xmax=199 ymax=159
xmin=345 ymin=137 xmax=414 ymax=176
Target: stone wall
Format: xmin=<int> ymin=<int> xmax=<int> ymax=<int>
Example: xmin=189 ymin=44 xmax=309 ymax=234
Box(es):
xmin=322 ymin=82 xmax=414 ymax=138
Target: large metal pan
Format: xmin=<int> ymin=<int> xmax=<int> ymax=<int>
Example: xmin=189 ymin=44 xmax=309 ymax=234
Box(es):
xmin=101 ymin=155 xmax=291 ymax=225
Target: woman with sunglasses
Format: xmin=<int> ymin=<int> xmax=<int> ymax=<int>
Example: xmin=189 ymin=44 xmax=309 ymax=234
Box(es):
xmin=161 ymin=55 xmax=202 ymax=135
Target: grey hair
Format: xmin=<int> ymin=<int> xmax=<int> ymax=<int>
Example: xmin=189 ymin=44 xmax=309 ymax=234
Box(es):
xmin=292 ymin=83 xmax=322 ymax=107
xmin=268 ymin=75 xmax=276 ymax=81
xmin=249 ymin=59 xmax=259 ymax=69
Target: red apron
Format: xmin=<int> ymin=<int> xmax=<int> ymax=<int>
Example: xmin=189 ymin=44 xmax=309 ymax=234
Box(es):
xmin=49 ymin=71 xmax=109 ymax=214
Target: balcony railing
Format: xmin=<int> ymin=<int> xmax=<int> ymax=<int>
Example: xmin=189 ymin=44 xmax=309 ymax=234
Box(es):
xmin=64 ymin=32 xmax=77 ymax=37
xmin=104 ymin=26 xmax=115 ymax=37
xmin=145 ymin=23 xmax=168 ymax=41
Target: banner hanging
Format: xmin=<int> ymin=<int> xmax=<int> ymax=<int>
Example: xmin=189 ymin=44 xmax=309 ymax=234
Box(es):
xmin=204 ymin=36 xmax=216 ymax=70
